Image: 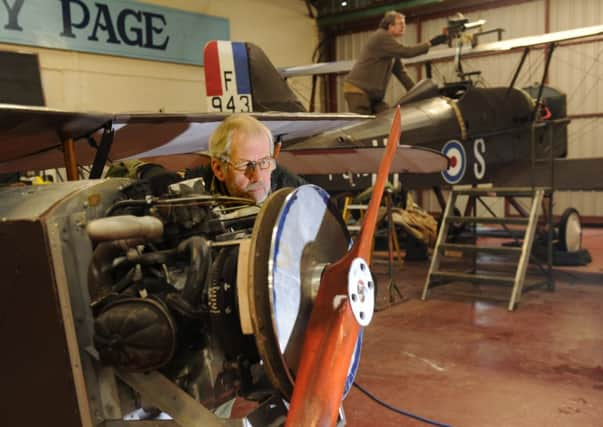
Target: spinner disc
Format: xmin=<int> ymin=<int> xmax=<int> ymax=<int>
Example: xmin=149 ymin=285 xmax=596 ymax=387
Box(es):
xmin=248 ymin=185 xmax=361 ymax=399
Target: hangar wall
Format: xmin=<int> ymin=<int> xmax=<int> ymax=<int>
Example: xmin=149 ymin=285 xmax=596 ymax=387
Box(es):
xmin=334 ymin=0 xmax=603 ymax=218
xmin=0 ymin=0 xmax=317 ymax=112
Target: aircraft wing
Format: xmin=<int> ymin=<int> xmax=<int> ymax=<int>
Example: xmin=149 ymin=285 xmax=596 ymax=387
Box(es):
xmin=0 ymin=105 xmax=371 ymax=173
xmin=279 ymin=24 xmax=603 ymax=77
xmin=0 ymin=104 xmax=111 ymax=174
xmin=115 ymin=112 xmax=371 ymax=159
xmin=278 ymin=145 xmax=448 ymax=175
xmin=280 ymin=60 xmax=355 ymax=78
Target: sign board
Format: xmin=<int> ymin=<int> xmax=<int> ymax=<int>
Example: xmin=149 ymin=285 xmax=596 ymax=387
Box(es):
xmin=0 ymin=0 xmax=229 ymax=65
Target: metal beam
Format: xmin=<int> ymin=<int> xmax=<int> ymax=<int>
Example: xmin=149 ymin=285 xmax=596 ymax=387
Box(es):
xmin=116 ymin=370 xmax=241 ymax=427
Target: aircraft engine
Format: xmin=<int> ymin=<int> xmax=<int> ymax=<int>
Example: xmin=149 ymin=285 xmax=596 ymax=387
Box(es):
xmin=86 ymin=178 xmax=264 ymax=410
xmin=0 ymin=175 xmax=354 ymax=424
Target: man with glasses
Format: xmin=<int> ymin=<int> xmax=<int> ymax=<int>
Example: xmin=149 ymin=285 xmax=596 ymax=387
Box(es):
xmin=106 ymin=115 xmax=303 ymax=202
xmin=344 ymin=11 xmax=448 ymax=114
xmin=195 ymin=113 xmax=304 ymax=203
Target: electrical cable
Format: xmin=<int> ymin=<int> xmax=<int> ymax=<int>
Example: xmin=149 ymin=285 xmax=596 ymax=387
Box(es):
xmin=353 ymin=382 xmax=453 ymax=427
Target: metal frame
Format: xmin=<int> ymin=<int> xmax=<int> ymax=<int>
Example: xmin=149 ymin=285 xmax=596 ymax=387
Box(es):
xmin=422 ymin=187 xmax=553 ymax=311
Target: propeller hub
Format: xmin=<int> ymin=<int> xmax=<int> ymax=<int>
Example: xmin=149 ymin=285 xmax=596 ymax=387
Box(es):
xmin=347 ymin=257 xmax=374 ymax=326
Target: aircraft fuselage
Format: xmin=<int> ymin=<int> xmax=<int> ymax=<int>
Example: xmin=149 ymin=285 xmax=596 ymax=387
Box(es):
xmin=287 ymin=83 xmax=568 ymax=192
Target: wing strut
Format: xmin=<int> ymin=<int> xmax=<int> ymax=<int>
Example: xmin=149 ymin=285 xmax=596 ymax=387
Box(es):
xmin=62 ymin=137 xmax=78 ymax=181
xmin=531 ymin=43 xmax=557 ymax=121
xmin=90 ymin=125 xmax=115 ymax=179
xmin=286 ymin=107 xmax=402 ymax=427
xmin=506 ymin=47 xmax=530 ymax=97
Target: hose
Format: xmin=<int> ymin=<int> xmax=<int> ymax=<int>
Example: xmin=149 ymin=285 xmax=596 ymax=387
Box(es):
xmin=353 ymin=382 xmax=453 ymax=427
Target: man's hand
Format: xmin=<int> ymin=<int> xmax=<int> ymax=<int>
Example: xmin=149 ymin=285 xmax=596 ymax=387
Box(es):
xmin=429 ymin=34 xmax=448 ymax=47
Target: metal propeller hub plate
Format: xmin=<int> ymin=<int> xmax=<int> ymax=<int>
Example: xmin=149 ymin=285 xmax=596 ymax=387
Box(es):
xmin=248 ymin=185 xmax=362 ymax=399
xmin=348 ymin=257 xmax=375 ymax=326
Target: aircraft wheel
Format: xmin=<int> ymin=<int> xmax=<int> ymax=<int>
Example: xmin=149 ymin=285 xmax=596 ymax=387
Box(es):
xmin=447 ymin=207 xmax=466 ymax=238
xmin=558 ymin=207 xmax=582 ymax=252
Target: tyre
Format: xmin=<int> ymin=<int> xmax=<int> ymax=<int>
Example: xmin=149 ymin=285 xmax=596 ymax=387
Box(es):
xmin=558 ymin=207 xmax=582 ymax=252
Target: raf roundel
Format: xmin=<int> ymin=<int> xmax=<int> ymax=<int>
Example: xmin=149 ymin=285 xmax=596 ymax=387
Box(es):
xmin=441 ymin=140 xmax=466 ymax=184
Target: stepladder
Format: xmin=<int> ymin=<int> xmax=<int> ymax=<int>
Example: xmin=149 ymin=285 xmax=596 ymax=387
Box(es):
xmin=422 ymin=187 xmax=554 ymax=311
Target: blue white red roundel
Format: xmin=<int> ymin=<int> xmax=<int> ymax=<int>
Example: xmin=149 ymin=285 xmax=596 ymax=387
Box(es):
xmin=441 ymin=140 xmax=466 ymax=184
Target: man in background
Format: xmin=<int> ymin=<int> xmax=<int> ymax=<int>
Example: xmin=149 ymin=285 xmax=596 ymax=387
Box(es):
xmin=344 ymin=11 xmax=448 ymax=114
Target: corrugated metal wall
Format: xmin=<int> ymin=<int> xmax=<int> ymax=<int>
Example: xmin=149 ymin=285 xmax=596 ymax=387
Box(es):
xmin=550 ymin=0 xmax=603 ymax=217
xmin=334 ymin=0 xmax=603 ymax=218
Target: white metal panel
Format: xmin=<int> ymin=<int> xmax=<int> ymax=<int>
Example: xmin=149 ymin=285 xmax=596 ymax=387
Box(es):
xmin=554 ymin=191 xmax=601 ymax=219
xmin=548 ymin=0 xmax=603 ymax=215
xmin=551 ymin=44 xmax=603 ymax=120
xmin=566 ymin=107 xmax=603 ymax=158
xmin=420 ymin=1 xmax=545 ymax=42
xmin=550 ymin=0 xmax=603 ymax=31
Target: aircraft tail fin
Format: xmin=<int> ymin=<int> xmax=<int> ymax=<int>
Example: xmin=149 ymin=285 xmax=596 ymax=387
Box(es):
xmin=203 ymin=41 xmax=305 ymax=113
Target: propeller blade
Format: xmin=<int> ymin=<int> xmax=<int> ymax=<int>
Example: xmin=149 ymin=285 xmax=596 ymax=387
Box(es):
xmin=286 ymin=107 xmax=402 ymax=427
xmin=349 ymin=105 xmax=401 ymax=263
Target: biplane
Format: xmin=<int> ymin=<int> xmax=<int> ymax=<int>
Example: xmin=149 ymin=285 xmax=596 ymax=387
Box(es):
xmin=200 ymin=19 xmax=603 ymax=257
xmin=0 ymin=17 xmax=602 ymax=427
xmin=275 ymin=23 xmax=603 ymax=196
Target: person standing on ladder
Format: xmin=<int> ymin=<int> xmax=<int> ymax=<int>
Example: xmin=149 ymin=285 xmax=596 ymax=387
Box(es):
xmin=343 ymin=11 xmax=448 ymax=114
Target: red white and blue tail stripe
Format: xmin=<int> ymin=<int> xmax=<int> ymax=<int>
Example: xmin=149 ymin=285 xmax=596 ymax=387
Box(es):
xmin=203 ymin=41 xmax=253 ymax=112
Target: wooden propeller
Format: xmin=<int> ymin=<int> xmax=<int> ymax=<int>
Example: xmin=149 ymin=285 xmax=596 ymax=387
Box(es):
xmin=286 ymin=106 xmax=402 ymax=426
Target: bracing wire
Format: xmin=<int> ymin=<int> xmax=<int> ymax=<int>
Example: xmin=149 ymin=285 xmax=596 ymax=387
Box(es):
xmin=565 ymin=44 xmax=603 ymax=106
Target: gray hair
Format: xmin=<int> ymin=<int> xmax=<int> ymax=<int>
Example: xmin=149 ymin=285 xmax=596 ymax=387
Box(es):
xmin=379 ymin=11 xmax=404 ymax=30
xmin=208 ymin=114 xmax=274 ymax=159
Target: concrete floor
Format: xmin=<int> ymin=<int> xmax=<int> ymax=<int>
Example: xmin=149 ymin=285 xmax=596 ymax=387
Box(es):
xmin=343 ymin=228 xmax=603 ymax=427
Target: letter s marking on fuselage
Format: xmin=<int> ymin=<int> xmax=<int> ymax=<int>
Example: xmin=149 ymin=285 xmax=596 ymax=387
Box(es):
xmin=473 ymin=138 xmax=486 ymax=180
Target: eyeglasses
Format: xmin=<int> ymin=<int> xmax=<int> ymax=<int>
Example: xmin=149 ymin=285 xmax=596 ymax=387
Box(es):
xmin=220 ymin=156 xmax=275 ymax=173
